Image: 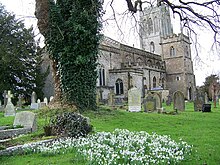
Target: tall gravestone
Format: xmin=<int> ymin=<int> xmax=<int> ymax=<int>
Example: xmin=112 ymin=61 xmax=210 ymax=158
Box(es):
xmin=173 ymin=91 xmax=185 ymax=111
xmin=194 ymin=90 xmax=205 ymax=111
xmin=2 ymin=90 xmax=7 ymax=108
xmin=108 ymin=89 xmax=115 ymax=106
xmin=128 ymin=87 xmax=141 ymax=112
xmin=166 ymin=95 xmax=172 ymax=106
xmin=153 ymin=93 xmax=162 ymax=109
xmin=4 ymin=91 xmax=16 ymax=116
xmin=143 ymin=93 xmax=156 ymax=112
xmin=30 ymin=91 xmax=39 ymax=110
xmin=17 ymin=94 xmax=23 ymax=108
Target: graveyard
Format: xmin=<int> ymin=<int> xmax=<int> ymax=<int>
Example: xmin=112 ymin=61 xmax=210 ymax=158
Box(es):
xmin=0 ymin=99 xmax=220 ymax=164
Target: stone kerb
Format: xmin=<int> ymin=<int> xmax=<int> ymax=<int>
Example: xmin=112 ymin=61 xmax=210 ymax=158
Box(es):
xmin=173 ymin=91 xmax=185 ymax=111
xmin=128 ymin=87 xmax=141 ymax=112
xmin=13 ymin=111 xmax=37 ymax=132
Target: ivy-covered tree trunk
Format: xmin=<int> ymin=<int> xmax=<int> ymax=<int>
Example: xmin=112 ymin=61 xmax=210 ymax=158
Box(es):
xmin=35 ymin=0 xmax=103 ymax=110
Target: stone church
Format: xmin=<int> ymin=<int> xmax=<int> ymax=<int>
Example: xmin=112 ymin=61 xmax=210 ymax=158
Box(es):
xmin=42 ymin=3 xmax=196 ymax=103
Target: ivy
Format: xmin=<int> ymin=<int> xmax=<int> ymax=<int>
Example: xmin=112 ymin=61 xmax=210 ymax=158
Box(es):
xmin=45 ymin=0 xmax=103 ymax=110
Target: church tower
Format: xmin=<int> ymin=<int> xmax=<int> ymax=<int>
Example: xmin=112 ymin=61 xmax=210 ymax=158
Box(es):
xmin=140 ymin=3 xmax=196 ymax=100
xmin=140 ymin=3 xmax=173 ymax=55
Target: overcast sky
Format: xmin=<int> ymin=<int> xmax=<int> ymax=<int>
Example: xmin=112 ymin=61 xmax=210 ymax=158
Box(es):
xmin=0 ymin=0 xmax=220 ymax=86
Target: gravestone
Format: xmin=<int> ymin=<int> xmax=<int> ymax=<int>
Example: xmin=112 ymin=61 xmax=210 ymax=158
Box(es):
xmin=44 ymin=97 xmax=48 ymax=105
xmin=2 ymin=90 xmax=7 ymax=108
xmin=166 ymin=95 xmax=172 ymax=106
xmin=17 ymin=94 xmax=23 ymax=108
xmin=37 ymin=99 xmax=41 ymax=103
xmin=173 ymin=91 xmax=185 ymax=111
xmin=49 ymin=96 xmax=54 ymax=102
xmin=204 ymin=92 xmax=208 ymax=104
xmin=153 ymin=93 xmax=162 ymax=109
xmin=96 ymin=91 xmax=101 ymax=106
xmin=4 ymin=91 xmax=16 ymax=116
xmin=128 ymin=87 xmax=141 ymax=112
xmin=30 ymin=103 xmax=40 ymax=110
xmin=13 ymin=111 xmax=37 ymax=132
xmin=31 ymin=91 xmax=37 ymax=103
xmin=194 ymin=90 xmax=205 ymax=111
xmin=108 ymin=89 xmax=115 ymax=106
xmin=143 ymin=94 xmax=156 ymax=112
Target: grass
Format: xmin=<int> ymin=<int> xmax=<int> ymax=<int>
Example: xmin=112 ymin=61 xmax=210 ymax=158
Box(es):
xmin=0 ymin=102 xmax=220 ymax=164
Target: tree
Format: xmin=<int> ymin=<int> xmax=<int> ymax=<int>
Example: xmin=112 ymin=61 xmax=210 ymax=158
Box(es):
xmin=0 ymin=4 xmax=45 ymax=104
xmin=35 ymin=0 xmax=103 ymax=110
xmin=35 ymin=0 xmax=220 ymax=110
xmin=199 ymin=74 xmax=219 ymax=100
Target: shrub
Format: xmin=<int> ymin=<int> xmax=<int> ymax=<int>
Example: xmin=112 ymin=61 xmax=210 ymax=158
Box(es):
xmin=51 ymin=112 xmax=92 ymax=138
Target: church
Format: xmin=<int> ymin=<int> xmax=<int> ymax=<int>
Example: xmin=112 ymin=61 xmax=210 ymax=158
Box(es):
xmin=42 ymin=3 xmax=196 ymax=103
xmin=96 ymin=3 xmax=196 ymax=103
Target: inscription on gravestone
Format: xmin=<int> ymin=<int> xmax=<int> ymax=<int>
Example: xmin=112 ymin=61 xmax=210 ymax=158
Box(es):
xmin=128 ymin=87 xmax=141 ymax=112
xmin=143 ymin=94 xmax=156 ymax=112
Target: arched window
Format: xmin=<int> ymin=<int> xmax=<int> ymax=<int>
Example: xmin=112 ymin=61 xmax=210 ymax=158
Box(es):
xmin=170 ymin=46 xmax=175 ymax=56
xmin=147 ymin=18 xmax=153 ymax=34
xmin=154 ymin=16 xmax=159 ymax=32
xmin=153 ymin=77 xmax=156 ymax=88
xmin=98 ymin=66 xmax=105 ymax=86
xmin=150 ymin=41 xmax=155 ymax=53
xmin=115 ymin=79 xmax=124 ymax=95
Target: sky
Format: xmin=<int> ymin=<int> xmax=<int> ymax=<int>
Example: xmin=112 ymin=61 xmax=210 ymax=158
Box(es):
xmin=0 ymin=0 xmax=220 ymax=86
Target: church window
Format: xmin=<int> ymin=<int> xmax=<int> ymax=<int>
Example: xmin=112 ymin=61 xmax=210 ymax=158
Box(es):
xmin=154 ymin=16 xmax=159 ymax=32
xmin=150 ymin=41 xmax=155 ymax=53
xmin=98 ymin=66 xmax=105 ymax=86
xmin=185 ymin=46 xmax=189 ymax=57
xmin=161 ymin=78 xmax=165 ymax=88
xmin=115 ymin=79 xmax=124 ymax=95
xmin=153 ymin=76 xmax=156 ymax=88
xmin=176 ymin=76 xmax=180 ymax=81
xmin=170 ymin=46 xmax=175 ymax=56
xmin=147 ymin=18 xmax=153 ymax=34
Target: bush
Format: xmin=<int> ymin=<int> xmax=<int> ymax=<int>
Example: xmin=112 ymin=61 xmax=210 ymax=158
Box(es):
xmin=51 ymin=112 xmax=93 ymax=138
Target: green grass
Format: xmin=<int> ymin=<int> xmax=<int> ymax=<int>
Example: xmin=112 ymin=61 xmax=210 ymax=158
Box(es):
xmin=1 ymin=102 xmax=220 ymax=164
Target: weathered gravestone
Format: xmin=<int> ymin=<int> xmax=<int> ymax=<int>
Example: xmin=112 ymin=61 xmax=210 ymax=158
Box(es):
xmin=4 ymin=91 xmax=16 ymax=117
xmin=13 ymin=111 xmax=37 ymax=132
xmin=44 ymin=97 xmax=48 ymax=105
xmin=128 ymin=87 xmax=141 ymax=112
xmin=17 ymin=94 xmax=23 ymax=108
xmin=31 ymin=91 xmax=37 ymax=103
xmin=173 ymin=91 xmax=185 ymax=111
xmin=166 ymin=95 xmax=172 ymax=106
xmin=108 ymin=89 xmax=115 ymax=106
xmin=153 ymin=93 xmax=162 ymax=109
xmin=204 ymin=92 xmax=208 ymax=104
xmin=143 ymin=94 xmax=156 ymax=112
xmin=194 ymin=90 xmax=205 ymax=111
xmin=30 ymin=91 xmax=39 ymax=110
xmin=2 ymin=90 xmax=7 ymax=108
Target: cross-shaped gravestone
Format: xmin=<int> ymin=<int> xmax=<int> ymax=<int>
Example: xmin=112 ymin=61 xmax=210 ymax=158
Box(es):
xmin=4 ymin=90 xmax=15 ymax=116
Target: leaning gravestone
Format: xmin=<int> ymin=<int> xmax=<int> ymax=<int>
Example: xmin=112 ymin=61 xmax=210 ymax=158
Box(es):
xmin=128 ymin=87 xmax=141 ymax=112
xmin=13 ymin=111 xmax=37 ymax=132
xmin=4 ymin=91 xmax=16 ymax=116
xmin=143 ymin=94 xmax=156 ymax=112
xmin=173 ymin=91 xmax=185 ymax=111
